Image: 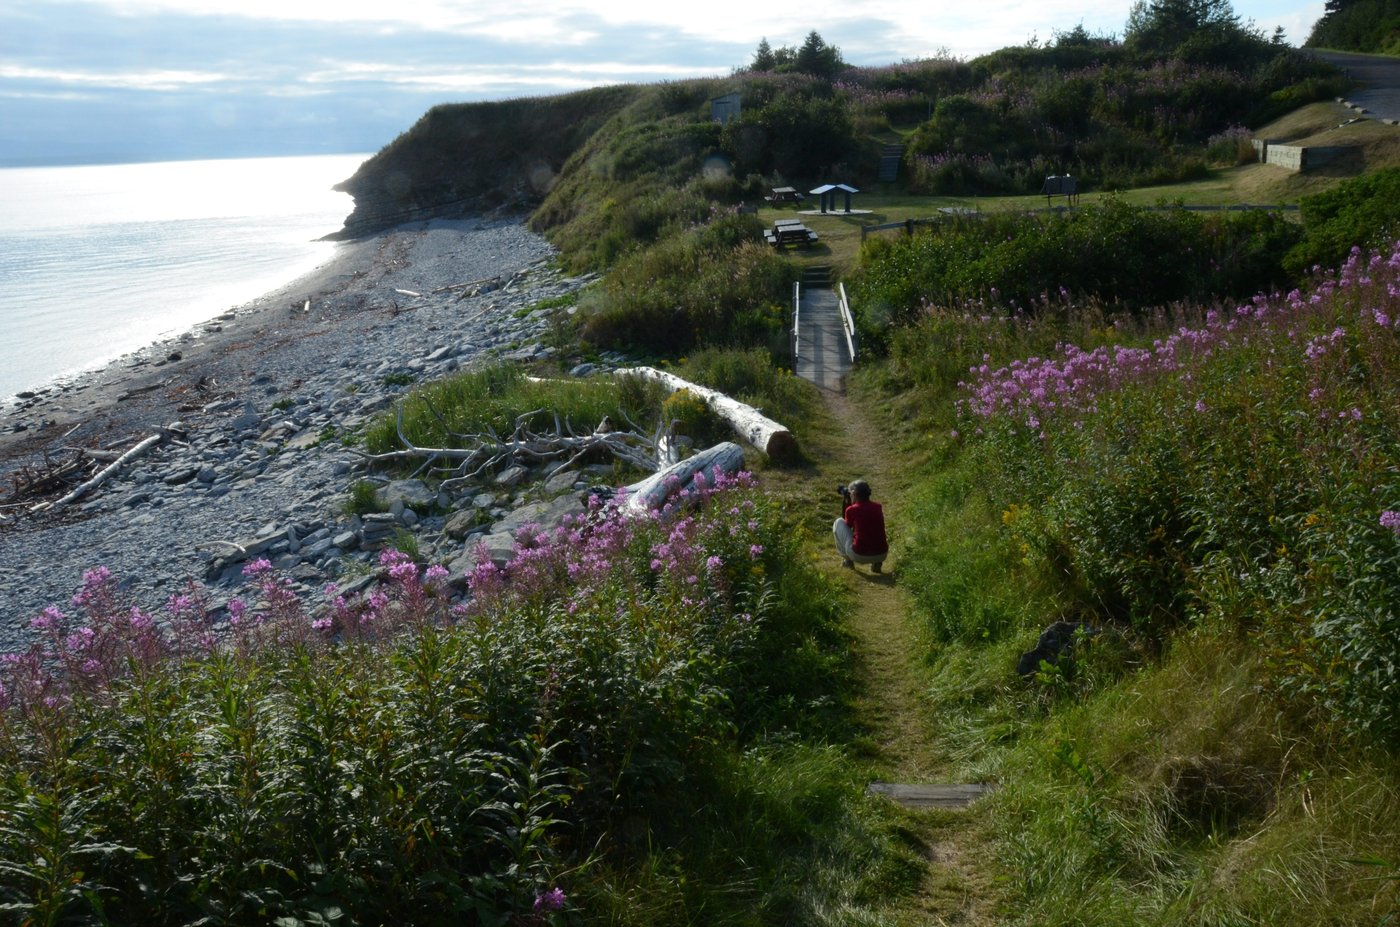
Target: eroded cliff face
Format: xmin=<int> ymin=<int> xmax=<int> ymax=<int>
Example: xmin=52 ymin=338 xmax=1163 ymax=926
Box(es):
xmin=332 ymin=85 xmax=641 ymax=237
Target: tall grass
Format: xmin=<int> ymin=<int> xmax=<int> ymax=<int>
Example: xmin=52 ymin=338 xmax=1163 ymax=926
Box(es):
xmin=859 ymin=239 xmax=1400 ymax=924
xmin=581 ymin=210 xmax=794 ymax=356
xmin=362 ymin=363 xmax=649 ymax=455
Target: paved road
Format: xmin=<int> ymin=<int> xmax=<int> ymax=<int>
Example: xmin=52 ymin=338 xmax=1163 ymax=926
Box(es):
xmin=1312 ymin=50 xmax=1400 ymax=122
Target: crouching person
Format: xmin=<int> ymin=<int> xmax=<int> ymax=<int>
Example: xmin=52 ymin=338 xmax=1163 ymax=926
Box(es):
xmin=833 ymin=479 xmax=888 ymax=573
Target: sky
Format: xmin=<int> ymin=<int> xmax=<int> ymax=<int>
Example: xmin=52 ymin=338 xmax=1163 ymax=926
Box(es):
xmin=1 ymin=0 xmax=1326 ymax=166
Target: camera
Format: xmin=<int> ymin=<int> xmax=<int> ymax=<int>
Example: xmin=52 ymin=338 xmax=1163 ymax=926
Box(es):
xmin=837 ymin=484 xmax=847 ymax=495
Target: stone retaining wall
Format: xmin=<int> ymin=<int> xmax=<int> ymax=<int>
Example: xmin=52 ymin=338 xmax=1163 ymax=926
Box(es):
xmin=1252 ymin=139 xmax=1356 ymax=173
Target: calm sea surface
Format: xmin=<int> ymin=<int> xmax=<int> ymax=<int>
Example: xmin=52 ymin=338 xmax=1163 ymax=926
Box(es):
xmin=0 ymin=154 xmax=368 ymax=400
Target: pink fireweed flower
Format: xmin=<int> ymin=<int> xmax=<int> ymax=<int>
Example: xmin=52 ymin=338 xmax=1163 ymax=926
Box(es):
xmin=1381 ymin=511 xmax=1400 ymax=534
xmin=534 ymin=887 xmax=566 ymax=912
xmin=243 ymin=558 xmax=273 ymax=577
xmin=65 ymin=627 xmax=96 ymax=652
xmin=31 ymin=605 xmax=63 ymax=631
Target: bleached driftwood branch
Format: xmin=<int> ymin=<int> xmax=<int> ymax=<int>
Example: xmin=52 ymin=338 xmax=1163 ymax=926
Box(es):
xmin=358 ymin=402 xmax=671 ymax=488
xmin=34 ymin=432 xmax=165 ymax=513
xmin=622 ymin=442 xmax=745 ymax=512
xmin=619 ymin=366 xmax=798 ymax=461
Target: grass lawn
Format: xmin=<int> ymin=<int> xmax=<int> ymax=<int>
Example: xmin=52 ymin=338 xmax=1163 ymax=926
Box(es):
xmin=752 ymin=99 xmax=1400 ymax=275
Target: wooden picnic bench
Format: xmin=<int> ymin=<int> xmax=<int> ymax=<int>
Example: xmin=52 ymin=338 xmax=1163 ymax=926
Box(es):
xmin=763 ymin=221 xmax=819 ymax=248
xmin=764 ymin=186 xmax=805 ymax=205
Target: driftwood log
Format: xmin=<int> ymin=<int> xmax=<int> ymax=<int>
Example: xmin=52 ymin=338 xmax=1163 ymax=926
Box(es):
xmin=33 ymin=431 xmax=165 ymax=513
xmin=358 ymin=403 xmax=669 ymax=488
xmin=623 ymin=442 xmax=745 ymax=512
xmin=621 ymin=367 xmax=798 ymax=462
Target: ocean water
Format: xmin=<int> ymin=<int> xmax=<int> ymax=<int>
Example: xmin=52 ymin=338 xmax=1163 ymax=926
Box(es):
xmin=0 ymin=153 xmax=368 ymax=400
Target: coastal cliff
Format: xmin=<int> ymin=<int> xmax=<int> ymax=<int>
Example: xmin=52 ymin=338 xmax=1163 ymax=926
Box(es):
xmin=332 ymin=85 xmax=640 ymax=237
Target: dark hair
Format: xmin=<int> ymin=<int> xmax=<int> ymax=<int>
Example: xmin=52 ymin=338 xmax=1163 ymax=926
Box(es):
xmin=849 ymin=479 xmax=872 ymax=501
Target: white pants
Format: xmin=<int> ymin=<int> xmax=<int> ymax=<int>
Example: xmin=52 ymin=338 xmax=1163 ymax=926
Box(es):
xmin=833 ymin=518 xmax=887 ymax=565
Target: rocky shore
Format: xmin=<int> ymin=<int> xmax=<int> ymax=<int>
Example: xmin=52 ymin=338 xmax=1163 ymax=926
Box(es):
xmin=0 ymin=216 xmax=622 ymax=651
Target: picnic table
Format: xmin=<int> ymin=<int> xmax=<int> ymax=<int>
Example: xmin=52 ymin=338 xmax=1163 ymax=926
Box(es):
xmin=764 ymin=186 xmax=805 ymax=205
xmin=763 ymin=219 xmax=819 ymax=248
xmin=1041 ymin=174 xmax=1079 ymax=206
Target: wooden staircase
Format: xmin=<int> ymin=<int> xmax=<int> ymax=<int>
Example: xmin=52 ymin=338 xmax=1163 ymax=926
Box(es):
xmin=802 ymin=264 xmax=833 ymax=289
xmin=878 ymin=144 xmax=904 ymax=183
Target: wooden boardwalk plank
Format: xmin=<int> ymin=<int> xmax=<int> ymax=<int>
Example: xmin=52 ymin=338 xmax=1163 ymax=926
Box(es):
xmin=867 ymin=782 xmax=993 ymax=809
xmin=795 ymin=283 xmax=850 ymax=391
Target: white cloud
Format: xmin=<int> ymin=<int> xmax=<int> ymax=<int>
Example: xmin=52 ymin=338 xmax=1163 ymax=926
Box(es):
xmin=72 ymin=0 xmax=1140 ymax=56
xmin=302 ymin=59 xmax=726 ymax=94
xmin=0 ymin=64 xmax=230 ymax=91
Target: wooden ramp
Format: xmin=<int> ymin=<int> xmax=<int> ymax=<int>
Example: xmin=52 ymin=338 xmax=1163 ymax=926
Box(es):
xmin=867 ymin=782 xmax=994 ymax=810
xmin=794 ymin=266 xmax=852 ymax=392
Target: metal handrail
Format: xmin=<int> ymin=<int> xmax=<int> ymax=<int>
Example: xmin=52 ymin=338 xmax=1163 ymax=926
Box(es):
xmin=791 ymin=281 xmax=802 ymax=367
xmin=836 ymin=282 xmax=857 ymax=363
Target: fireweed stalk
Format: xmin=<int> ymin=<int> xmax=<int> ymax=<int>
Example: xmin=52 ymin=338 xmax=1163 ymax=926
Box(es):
xmin=949 ymin=240 xmax=1400 ymax=737
xmin=2 ymin=469 xmax=773 ymax=717
xmin=466 ymin=468 xmax=767 ymax=623
xmin=958 ymin=242 xmax=1400 ymax=434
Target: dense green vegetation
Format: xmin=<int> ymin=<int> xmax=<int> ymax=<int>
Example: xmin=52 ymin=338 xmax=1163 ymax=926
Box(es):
xmin=1285 ymin=165 xmax=1400 ymax=272
xmin=1308 ymin=0 xmax=1400 ymax=53
xmin=848 ymin=200 xmax=1301 ymax=351
xmin=851 ymin=221 xmax=1400 ymax=923
xmin=0 ymin=465 xmax=934 ymax=925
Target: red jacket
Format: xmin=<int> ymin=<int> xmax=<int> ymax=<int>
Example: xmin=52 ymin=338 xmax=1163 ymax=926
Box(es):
xmin=843 ymin=500 xmax=888 ymax=556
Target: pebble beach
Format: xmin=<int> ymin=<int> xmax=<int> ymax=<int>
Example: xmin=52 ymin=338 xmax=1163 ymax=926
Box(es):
xmin=0 ymin=215 xmax=612 ymax=650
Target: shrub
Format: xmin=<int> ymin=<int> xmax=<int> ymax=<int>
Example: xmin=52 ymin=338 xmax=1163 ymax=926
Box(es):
xmin=344 ymin=479 xmax=385 ymax=515
xmin=582 ymin=211 xmax=794 ymax=354
xmin=659 ymin=388 xmax=724 ymax=446
xmin=1285 ymin=167 xmax=1400 ymax=277
xmin=677 ymin=347 xmax=815 ymax=426
xmin=946 ymin=241 xmax=1400 ymax=737
xmin=847 ymin=201 xmax=1302 ymax=353
xmin=1204 ymin=124 xmax=1255 ymax=165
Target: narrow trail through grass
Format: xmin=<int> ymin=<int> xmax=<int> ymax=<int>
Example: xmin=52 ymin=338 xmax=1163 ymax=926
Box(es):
xmin=763 ymin=382 xmax=1002 ymax=925
xmin=816 ymin=390 xmax=944 ymax=783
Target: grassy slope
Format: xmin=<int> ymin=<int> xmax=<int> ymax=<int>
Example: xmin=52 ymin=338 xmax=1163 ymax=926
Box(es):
xmin=832 ymin=349 xmax=1400 ymax=925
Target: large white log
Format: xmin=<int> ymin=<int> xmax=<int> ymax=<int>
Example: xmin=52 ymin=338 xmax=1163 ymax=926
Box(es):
xmin=623 ymin=442 xmax=745 ymax=512
xmin=621 ymin=366 xmax=798 ymax=461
